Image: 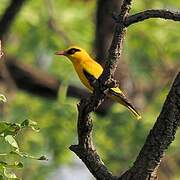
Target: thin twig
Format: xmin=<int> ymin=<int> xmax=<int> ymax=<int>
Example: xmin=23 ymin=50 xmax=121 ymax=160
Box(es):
xmin=125 ymin=9 xmax=180 ymax=26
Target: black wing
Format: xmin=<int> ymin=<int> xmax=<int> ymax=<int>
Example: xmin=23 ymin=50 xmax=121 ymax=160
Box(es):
xmin=83 ymin=69 xmax=97 ymax=84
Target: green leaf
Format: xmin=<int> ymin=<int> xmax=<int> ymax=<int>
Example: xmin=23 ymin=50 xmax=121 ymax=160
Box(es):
xmin=14 ymin=162 xmax=23 ymax=169
xmin=0 ymin=162 xmax=7 ymax=167
xmin=0 ymin=122 xmax=9 ymax=134
xmin=0 ymin=175 xmax=4 ymax=180
xmin=5 ymin=135 xmax=19 ymax=151
xmin=0 ymin=161 xmax=23 ymax=169
xmin=3 ymin=167 xmax=20 ymax=179
xmin=0 ymin=95 xmax=6 ymax=103
xmin=0 ymin=122 xmax=20 ymax=136
xmin=21 ymin=119 xmax=40 ymax=132
xmin=7 ymin=162 xmax=23 ymax=169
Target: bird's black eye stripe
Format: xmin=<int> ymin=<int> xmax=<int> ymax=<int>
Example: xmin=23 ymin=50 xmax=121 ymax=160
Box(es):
xmin=66 ymin=48 xmax=81 ymax=55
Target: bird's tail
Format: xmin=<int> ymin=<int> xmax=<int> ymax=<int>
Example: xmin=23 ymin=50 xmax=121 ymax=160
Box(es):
xmin=108 ymin=89 xmax=142 ymax=120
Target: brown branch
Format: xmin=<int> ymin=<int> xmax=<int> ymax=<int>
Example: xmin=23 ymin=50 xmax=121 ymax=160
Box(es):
xmin=100 ymin=0 xmax=132 ymax=84
xmin=4 ymin=57 xmax=86 ymax=99
xmin=120 ymin=72 xmax=180 ymax=180
xmin=70 ymin=0 xmax=133 ymax=179
xmin=94 ymin=0 xmax=135 ymax=98
xmin=70 ymin=81 xmax=117 ymax=180
xmin=0 ymin=0 xmax=27 ymax=39
xmin=94 ymin=0 xmax=122 ymax=63
xmin=3 ymin=57 xmax=112 ymax=115
xmin=125 ymin=9 xmax=180 ymax=27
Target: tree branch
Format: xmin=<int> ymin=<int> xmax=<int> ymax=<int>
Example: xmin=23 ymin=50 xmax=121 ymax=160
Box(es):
xmin=3 ymin=57 xmax=112 ymax=115
xmin=70 ymin=0 xmax=133 ymax=179
xmin=0 ymin=0 xmax=27 ymax=39
xmin=120 ymin=72 xmax=180 ymax=180
xmin=70 ymin=72 xmax=117 ymax=180
xmin=125 ymin=9 xmax=180 ymax=27
xmin=100 ymin=0 xmax=132 ymax=84
xmin=70 ymin=97 xmax=117 ymax=180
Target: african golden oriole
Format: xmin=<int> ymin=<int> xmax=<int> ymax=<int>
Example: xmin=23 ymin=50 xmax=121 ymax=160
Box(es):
xmin=55 ymin=46 xmax=141 ymax=120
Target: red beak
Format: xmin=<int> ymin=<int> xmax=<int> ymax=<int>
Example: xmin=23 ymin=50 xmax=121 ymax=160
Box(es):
xmin=55 ymin=50 xmax=66 ymax=56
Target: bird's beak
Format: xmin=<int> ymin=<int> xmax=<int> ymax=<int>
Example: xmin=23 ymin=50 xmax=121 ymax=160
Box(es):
xmin=55 ymin=50 xmax=66 ymax=56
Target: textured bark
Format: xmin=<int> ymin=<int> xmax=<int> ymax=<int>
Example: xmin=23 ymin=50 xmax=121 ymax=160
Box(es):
xmin=125 ymin=9 xmax=180 ymax=27
xmin=70 ymin=75 xmax=117 ymax=180
xmin=70 ymin=99 xmax=117 ymax=180
xmin=94 ymin=0 xmax=134 ymax=96
xmin=95 ymin=0 xmax=122 ymax=63
xmin=70 ymin=0 xmax=132 ymax=179
xmin=100 ymin=0 xmax=132 ymax=84
xmin=0 ymin=0 xmax=27 ymax=39
xmin=119 ymin=72 xmax=180 ymax=180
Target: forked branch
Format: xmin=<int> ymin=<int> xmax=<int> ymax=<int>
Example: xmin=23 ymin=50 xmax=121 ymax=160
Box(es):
xmin=70 ymin=0 xmax=133 ymax=179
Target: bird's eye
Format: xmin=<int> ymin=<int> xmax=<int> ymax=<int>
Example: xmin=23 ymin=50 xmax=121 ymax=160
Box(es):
xmin=66 ymin=48 xmax=80 ymax=55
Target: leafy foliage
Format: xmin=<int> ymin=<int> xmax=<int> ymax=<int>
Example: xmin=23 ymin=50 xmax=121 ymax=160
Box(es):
xmin=0 ymin=116 xmax=47 ymax=179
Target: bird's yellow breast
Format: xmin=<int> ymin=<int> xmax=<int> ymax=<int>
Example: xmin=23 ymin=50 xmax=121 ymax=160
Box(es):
xmin=72 ymin=59 xmax=103 ymax=91
xmin=74 ymin=63 xmax=92 ymax=90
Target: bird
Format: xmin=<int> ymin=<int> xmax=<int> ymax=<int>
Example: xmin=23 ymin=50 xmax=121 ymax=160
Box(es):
xmin=55 ymin=46 xmax=141 ymax=120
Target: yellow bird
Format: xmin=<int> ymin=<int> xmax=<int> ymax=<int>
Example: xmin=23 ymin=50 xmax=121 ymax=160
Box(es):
xmin=55 ymin=46 xmax=141 ymax=120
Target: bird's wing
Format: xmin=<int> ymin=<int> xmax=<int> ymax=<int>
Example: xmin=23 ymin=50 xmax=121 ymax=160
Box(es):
xmin=82 ymin=61 xmax=123 ymax=94
xmin=82 ymin=60 xmax=103 ymax=79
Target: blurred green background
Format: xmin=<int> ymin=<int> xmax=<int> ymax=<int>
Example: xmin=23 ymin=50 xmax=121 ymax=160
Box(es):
xmin=0 ymin=0 xmax=180 ymax=179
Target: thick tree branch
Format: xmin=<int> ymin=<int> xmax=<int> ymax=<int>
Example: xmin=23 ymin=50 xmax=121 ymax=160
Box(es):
xmin=125 ymin=9 xmax=180 ymax=27
xmin=120 ymin=72 xmax=180 ymax=180
xmin=70 ymin=76 xmax=117 ymax=180
xmin=0 ymin=0 xmax=26 ymax=39
xmin=70 ymin=0 xmax=133 ymax=179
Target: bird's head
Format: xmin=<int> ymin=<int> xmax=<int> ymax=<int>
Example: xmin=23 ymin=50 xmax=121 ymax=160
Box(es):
xmin=55 ymin=46 xmax=90 ymax=63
